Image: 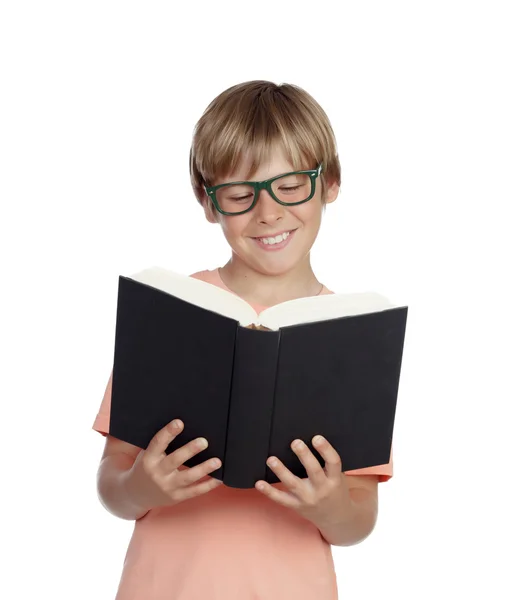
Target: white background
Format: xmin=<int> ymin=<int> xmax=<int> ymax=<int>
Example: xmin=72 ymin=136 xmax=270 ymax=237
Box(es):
xmin=1 ymin=1 xmax=510 ymax=598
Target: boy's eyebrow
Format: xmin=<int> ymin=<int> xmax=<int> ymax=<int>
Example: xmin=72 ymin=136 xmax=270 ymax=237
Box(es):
xmin=221 ymin=168 xmax=299 ymax=184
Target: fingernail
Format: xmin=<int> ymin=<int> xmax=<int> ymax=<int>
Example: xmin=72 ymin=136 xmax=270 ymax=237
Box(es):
xmin=313 ymin=435 xmax=324 ymax=445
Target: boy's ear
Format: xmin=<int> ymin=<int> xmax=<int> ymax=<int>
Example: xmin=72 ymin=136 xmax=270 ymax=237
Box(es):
xmin=198 ymin=189 xmax=218 ymax=224
xmin=324 ymin=177 xmax=340 ymax=205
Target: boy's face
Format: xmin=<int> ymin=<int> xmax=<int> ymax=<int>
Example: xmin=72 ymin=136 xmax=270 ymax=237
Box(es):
xmin=202 ymin=145 xmax=339 ymax=277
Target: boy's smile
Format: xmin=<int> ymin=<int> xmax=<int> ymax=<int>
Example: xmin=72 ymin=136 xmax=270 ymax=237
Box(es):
xmin=250 ymin=228 xmax=297 ymax=250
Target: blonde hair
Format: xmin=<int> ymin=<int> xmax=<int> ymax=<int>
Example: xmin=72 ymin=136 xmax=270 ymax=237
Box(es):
xmin=189 ymin=80 xmax=341 ymax=206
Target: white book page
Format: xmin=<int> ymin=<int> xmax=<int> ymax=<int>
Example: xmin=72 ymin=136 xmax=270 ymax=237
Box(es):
xmin=128 ymin=266 xmax=400 ymax=331
xmin=128 ymin=266 xmax=258 ymax=326
xmin=258 ymin=292 xmax=399 ymax=330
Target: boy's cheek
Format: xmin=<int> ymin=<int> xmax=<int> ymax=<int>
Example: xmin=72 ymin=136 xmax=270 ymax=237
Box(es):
xmin=219 ymin=217 xmax=250 ymax=239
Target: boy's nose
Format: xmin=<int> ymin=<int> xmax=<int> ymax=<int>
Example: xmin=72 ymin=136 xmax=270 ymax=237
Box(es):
xmin=253 ymin=188 xmax=285 ymax=224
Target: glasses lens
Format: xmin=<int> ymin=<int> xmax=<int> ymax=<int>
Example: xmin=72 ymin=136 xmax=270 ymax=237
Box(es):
xmin=216 ymin=184 xmax=255 ymax=214
xmin=271 ymin=173 xmax=312 ymax=204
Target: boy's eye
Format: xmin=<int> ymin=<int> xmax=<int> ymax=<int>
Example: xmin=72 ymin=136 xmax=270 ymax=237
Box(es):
xmin=273 ymin=173 xmax=309 ymax=195
xmin=229 ymin=194 xmax=253 ymax=202
xmin=279 ymin=185 xmax=302 ymax=193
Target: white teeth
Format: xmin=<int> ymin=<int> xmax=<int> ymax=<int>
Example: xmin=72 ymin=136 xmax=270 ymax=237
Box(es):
xmin=260 ymin=231 xmax=290 ymax=245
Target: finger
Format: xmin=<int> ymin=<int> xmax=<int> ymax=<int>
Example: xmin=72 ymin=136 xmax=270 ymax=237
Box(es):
xmin=291 ymin=439 xmax=326 ymax=487
xmin=255 ymin=480 xmax=300 ymax=510
xmin=145 ymin=419 xmax=184 ymax=461
xmin=311 ymin=435 xmax=342 ymax=480
xmin=266 ymin=455 xmax=303 ymax=494
xmin=177 ymin=456 xmax=222 ymax=487
xmin=174 ymin=476 xmax=223 ymax=502
xmin=160 ymin=436 xmax=209 ymax=472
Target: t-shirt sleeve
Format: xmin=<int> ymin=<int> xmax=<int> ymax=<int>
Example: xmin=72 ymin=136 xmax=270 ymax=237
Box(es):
xmin=92 ymin=370 xmax=112 ymax=436
xmin=343 ymin=445 xmax=394 ymax=482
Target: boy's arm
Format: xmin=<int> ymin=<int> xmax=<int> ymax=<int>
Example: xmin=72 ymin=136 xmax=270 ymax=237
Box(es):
xmin=96 ymin=423 xmax=224 ymax=521
xmin=96 ymin=435 xmax=151 ymax=521
xmin=317 ymin=475 xmax=379 ymax=547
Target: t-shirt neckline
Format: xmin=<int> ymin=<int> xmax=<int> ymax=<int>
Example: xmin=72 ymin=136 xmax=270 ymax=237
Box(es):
xmin=212 ymin=268 xmax=269 ymax=311
xmin=211 ymin=268 xmax=330 ymax=311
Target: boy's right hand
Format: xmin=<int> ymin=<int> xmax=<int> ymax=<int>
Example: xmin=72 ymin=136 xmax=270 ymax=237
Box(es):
xmin=124 ymin=419 xmax=223 ymax=514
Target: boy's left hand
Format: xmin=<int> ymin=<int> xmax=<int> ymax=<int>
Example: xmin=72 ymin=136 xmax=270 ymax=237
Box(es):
xmin=255 ymin=435 xmax=352 ymax=528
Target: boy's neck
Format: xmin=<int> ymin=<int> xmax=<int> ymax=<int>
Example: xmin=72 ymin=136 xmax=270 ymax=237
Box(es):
xmin=218 ymin=259 xmax=323 ymax=307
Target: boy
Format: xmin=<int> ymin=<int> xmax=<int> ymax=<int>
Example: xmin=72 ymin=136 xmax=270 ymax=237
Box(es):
xmin=94 ymin=80 xmax=393 ymax=599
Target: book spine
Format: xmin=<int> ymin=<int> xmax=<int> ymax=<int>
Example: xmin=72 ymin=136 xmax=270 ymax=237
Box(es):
xmin=223 ymin=326 xmax=280 ymax=489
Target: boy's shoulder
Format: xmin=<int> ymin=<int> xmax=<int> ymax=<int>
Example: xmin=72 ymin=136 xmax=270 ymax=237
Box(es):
xmin=188 ymin=268 xmax=221 ymax=285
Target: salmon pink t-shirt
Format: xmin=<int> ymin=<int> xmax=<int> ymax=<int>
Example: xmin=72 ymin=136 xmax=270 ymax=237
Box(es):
xmin=93 ymin=268 xmax=393 ymax=600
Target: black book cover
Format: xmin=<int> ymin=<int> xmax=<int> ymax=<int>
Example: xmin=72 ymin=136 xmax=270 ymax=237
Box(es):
xmin=110 ymin=276 xmax=408 ymax=489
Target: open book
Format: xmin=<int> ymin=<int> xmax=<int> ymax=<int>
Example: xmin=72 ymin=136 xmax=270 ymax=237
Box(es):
xmin=109 ymin=267 xmax=408 ymax=489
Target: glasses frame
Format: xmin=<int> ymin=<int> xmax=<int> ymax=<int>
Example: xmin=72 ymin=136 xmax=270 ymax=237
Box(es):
xmin=204 ymin=164 xmax=323 ymax=216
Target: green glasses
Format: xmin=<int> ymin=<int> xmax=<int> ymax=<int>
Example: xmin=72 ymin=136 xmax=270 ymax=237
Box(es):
xmin=204 ymin=164 xmax=323 ymax=216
